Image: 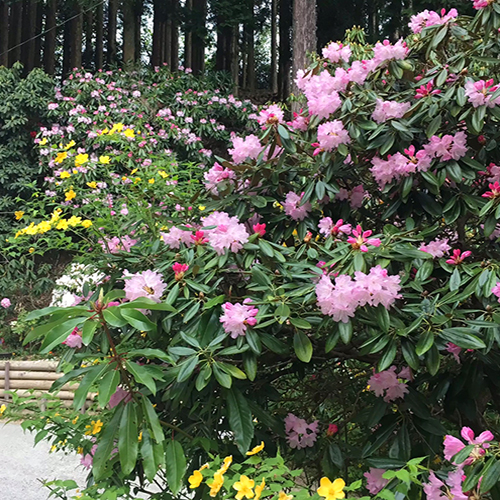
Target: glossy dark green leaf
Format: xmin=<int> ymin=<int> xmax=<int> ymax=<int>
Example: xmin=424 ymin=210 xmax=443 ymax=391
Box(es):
xmin=165 ymin=440 xmax=186 ymax=495
xmin=226 ymin=387 xmax=254 ymax=454
xmin=119 ymin=403 xmax=139 ymax=475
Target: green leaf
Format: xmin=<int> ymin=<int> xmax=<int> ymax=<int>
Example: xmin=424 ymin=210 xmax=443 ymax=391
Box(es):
xmin=165 ymin=440 xmax=187 ymax=495
xmin=121 ymin=309 xmax=157 ymax=332
xmin=293 ymin=331 xmax=313 ymax=362
xmin=73 ymin=363 xmax=110 ymax=410
xmin=378 ymin=341 xmax=397 ymax=371
xmin=142 ymin=397 xmax=165 ymax=443
xmin=82 ymin=320 xmax=99 ymax=346
xmin=416 ymin=330 xmax=434 ymax=356
xmin=453 ymin=444 xmax=474 ymax=465
xmin=119 ymin=403 xmax=139 ymax=475
xmin=450 ymin=268 xmax=461 ymax=291
xmin=102 ymin=307 xmax=127 ymax=328
xmin=126 ymin=361 xmax=162 ymax=395
xmin=141 ymin=431 xmax=158 ymax=482
xmin=480 ymin=459 xmax=500 ymax=493
xmin=226 ymin=387 xmax=254 ymax=454
xmin=119 ymin=298 xmax=176 ymax=312
xmin=338 ymin=321 xmax=353 ymax=344
xmin=289 ymin=317 xmax=312 ymax=329
xmin=176 ymin=356 xmax=199 ymax=383
xmin=440 ymin=328 xmax=486 ymax=349
xmin=93 ymin=407 xmax=124 ymax=480
xmin=329 ymin=443 xmax=344 ymax=468
xmin=213 ymin=363 xmax=232 ymax=388
xmin=40 ymin=317 xmax=86 ymax=353
xmin=220 ymin=363 xmax=247 ymax=380
xmin=98 ymin=368 xmax=120 ymax=408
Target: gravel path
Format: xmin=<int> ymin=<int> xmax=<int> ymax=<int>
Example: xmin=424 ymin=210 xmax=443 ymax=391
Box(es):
xmin=0 ymin=422 xmax=88 ymax=500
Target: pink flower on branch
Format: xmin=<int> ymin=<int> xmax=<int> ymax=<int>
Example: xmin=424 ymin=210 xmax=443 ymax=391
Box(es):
xmin=444 ymin=426 xmax=494 ymax=464
xmin=371 ymin=99 xmax=411 ymax=123
xmin=322 ymin=42 xmax=352 ymax=63
xmin=316 ymin=120 xmax=351 ymax=152
xmin=482 ymin=181 xmax=500 ymax=198
xmin=62 ymin=327 xmax=83 ymax=349
xmin=220 ymin=299 xmax=259 ymax=338
xmin=284 ymin=413 xmax=319 ymax=449
xmin=367 ymin=366 xmax=409 ymax=403
xmin=419 ymin=238 xmax=451 ymax=258
xmin=172 ymin=263 xmax=189 ymax=281
xmin=123 ymin=269 xmax=167 ymax=302
xmin=347 ymin=225 xmax=381 ymax=252
xmin=445 ymin=249 xmax=471 ymax=265
xmin=252 ymin=223 xmax=266 ymax=237
xmin=318 ymin=217 xmax=352 ymax=238
xmin=283 ymin=192 xmax=311 ymax=221
xmin=415 ymin=81 xmax=441 ymax=99
xmin=364 ymin=468 xmax=389 ymax=494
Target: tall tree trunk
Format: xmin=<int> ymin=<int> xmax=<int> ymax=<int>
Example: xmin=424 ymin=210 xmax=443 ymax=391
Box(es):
xmin=230 ymin=25 xmax=239 ymax=94
xmin=246 ymin=0 xmax=255 ymax=92
xmin=367 ymin=0 xmax=379 ymax=42
xmin=190 ymin=0 xmax=206 ymax=74
xmin=0 ymin=2 xmax=9 ymax=67
xmin=278 ymin=0 xmax=292 ymax=100
xmin=8 ymin=1 xmax=22 ymax=66
xmin=171 ymin=0 xmax=179 ymax=70
xmin=71 ymin=2 xmax=83 ymax=70
xmin=135 ymin=0 xmax=143 ymax=62
xmin=34 ymin=0 xmax=43 ymax=68
xmin=164 ymin=0 xmax=172 ymax=67
xmin=95 ymin=1 xmax=104 ymax=69
xmin=184 ymin=0 xmax=192 ymax=68
xmin=123 ymin=0 xmax=136 ymax=64
xmin=44 ymin=0 xmax=57 ymax=74
xmin=63 ymin=13 xmax=72 ymax=75
xmin=151 ymin=0 xmax=166 ymax=67
xmin=270 ymin=0 xmax=278 ymax=94
xmin=107 ymin=0 xmax=119 ymax=66
xmin=21 ymin=0 xmax=38 ymax=72
xmin=83 ymin=9 xmax=94 ymax=68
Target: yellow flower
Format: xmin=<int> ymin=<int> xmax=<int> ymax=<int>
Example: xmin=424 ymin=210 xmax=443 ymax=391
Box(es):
xmin=317 ymin=478 xmax=345 ymax=500
xmin=55 ymin=151 xmax=68 ymax=163
xmin=60 ymin=171 xmax=71 ymax=179
xmin=134 ymin=177 xmax=141 ymax=184
xmin=255 ymin=479 xmax=265 ymax=500
xmin=85 ymin=419 xmax=103 ymax=436
xmin=101 ymin=127 xmax=109 ymax=135
xmin=113 ymin=123 xmax=124 ymax=132
xmin=56 ymin=219 xmax=69 ymax=230
xmin=131 ymin=168 xmax=138 ymax=175
xmin=201 ymin=463 xmax=209 ymax=470
xmin=189 ymin=470 xmax=203 ymax=489
xmin=14 ymin=211 xmax=24 ymax=220
xmin=81 ymin=220 xmax=93 ymax=228
xmin=37 ymin=221 xmax=52 ymax=233
xmin=65 ymin=189 xmax=76 ymax=201
xmin=72 ymin=416 xmax=79 ymax=425
xmin=25 ymin=222 xmax=37 ymax=235
xmin=279 ymin=492 xmax=293 ymax=500
xmin=50 ymin=445 xmax=57 ymax=453
xmin=39 ymin=138 xmax=47 ymax=146
xmin=158 ymin=170 xmax=168 ymax=178
xmin=50 ymin=209 xmax=62 ymax=222
xmin=0 ymin=404 xmax=6 ymax=415
xmin=233 ymin=475 xmax=255 ymax=500
xmin=29 ymin=247 xmax=34 ymax=253
xmin=198 ymin=205 xmax=206 ymax=211
xmin=67 ymin=216 xmax=82 ymax=226
xmin=72 ymin=169 xmax=79 ymax=175
xmin=86 ymin=181 xmax=97 ymax=189
xmin=123 ymin=128 xmax=135 ymax=138
xmin=209 ymin=471 xmax=224 ymax=497
xmin=220 ymin=455 xmax=232 ymax=473
xmin=100 ymin=155 xmax=111 ymax=164
xmin=138 ymin=431 xmax=143 ymax=442
xmin=64 ymin=140 xmax=76 ymax=150
xmin=246 ymin=441 xmax=265 ymax=456
xmin=75 ymin=154 xmax=88 ymax=167
xmin=77 ymin=447 xmax=83 ymax=455
xmin=148 ymin=178 xmax=155 ymax=184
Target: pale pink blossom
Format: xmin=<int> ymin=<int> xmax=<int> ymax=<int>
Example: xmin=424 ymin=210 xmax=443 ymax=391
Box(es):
xmin=257 ymin=104 xmax=284 ymax=127
xmin=444 ymin=427 xmax=494 ymax=463
xmin=303 ymin=71 xmax=343 ymax=119
xmin=204 ymin=162 xmax=236 ymax=194
xmin=1 ymin=298 xmax=11 ymax=308
xmin=99 ymin=235 xmax=137 ymax=254
xmin=423 ymin=132 xmax=468 ymax=162
xmin=284 ymin=413 xmax=318 ymax=449
xmin=318 ymin=218 xmax=351 ymax=237
xmin=371 ymin=99 xmax=411 ymax=123
xmin=283 ymin=192 xmax=311 ymax=221
xmin=220 ymin=299 xmax=259 ymax=338
xmin=62 ymin=327 xmax=83 ymax=348
xmin=202 ymin=211 xmax=249 ymax=254
xmin=465 ymin=79 xmax=500 ymax=108
xmin=409 ymin=8 xmax=458 ymax=34
xmin=322 ymin=42 xmax=352 ymax=63
xmin=317 ymin=120 xmax=351 ymax=152
xmin=228 ymin=134 xmax=263 ymax=164
xmin=347 ymin=225 xmax=381 ymax=252
xmin=161 ymin=226 xmax=193 ymax=249
xmin=472 ymin=0 xmax=492 ymax=9
xmin=364 ymin=468 xmax=389 ymax=494
xmin=491 ymin=281 xmax=500 ymax=302
xmin=419 ymin=238 xmax=451 ymax=258
xmin=372 ymin=39 xmax=408 ymax=67
xmin=123 ymin=269 xmax=166 ymax=302
xmin=367 ymin=366 xmax=409 ymax=403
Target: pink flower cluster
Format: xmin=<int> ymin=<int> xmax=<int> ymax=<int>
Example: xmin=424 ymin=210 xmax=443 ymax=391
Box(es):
xmin=316 ymin=120 xmax=351 ymax=152
xmin=257 ymin=104 xmax=284 ymax=127
xmin=408 ymin=8 xmax=458 ymax=34
xmin=62 ymin=327 xmax=83 ymax=349
xmin=445 ymin=248 xmax=471 ymax=265
xmin=482 ymin=181 xmax=500 ymax=199
xmin=316 ymin=265 xmax=401 ymax=323
xmin=424 ymin=469 xmax=467 ymax=500
xmin=172 ymin=263 xmax=189 ymax=280
xmin=371 ymin=99 xmax=411 ymax=123
xmin=465 ymin=79 xmax=500 ymax=108
xmin=109 ymin=386 xmax=133 ymax=408
xmin=368 ymin=366 xmax=409 ymax=403
xmin=472 ymin=0 xmax=493 ymax=10
xmin=220 ymin=299 xmax=259 ymax=338
xmin=318 ymin=218 xmax=351 ymax=238
xmin=1 ymin=298 xmax=11 ymax=309
xmin=99 ymin=235 xmax=137 ymax=254
xmin=419 ymin=237 xmax=451 ymax=258
xmin=228 ymin=134 xmax=263 ymax=164
xmin=347 ymin=225 xmax=381 ymax=252
xmin=322 ymin=42 xmax=352 ymax=63
xmin=372 ymin=39 xmax=408 ymax=66
xmin=283 ymin=192 xmax=311 ymax=221
xmin=301 ymin=71 xmax=343 ymax=119
xmin=335 ymin=184 xmax=367 ymax=209
xmin=491 ymin=281 xmax=500 ymax=303
xmin=203 ymin=162 xmax=236 ymax=195
xmin=202 ymin=211 xmax=249 ymax=254
xmin=364 ymin=468 xmax=389 ymax=494
xmin=443 ymin=426 xmax=494 ymax=463
xmin=123 ymin=269 xmax=166 ymax=302
xmin=422 ymin=131 xmax=468 ymax=161
xmin=284 ymin=413 xmax=319 ymax=449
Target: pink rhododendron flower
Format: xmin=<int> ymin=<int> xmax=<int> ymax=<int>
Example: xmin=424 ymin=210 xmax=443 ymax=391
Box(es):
xmin=283 ymin=192 xmax=311 ymax=221
xmin=316 ymin=120 xmax=351 ymax=152
xmin=253 ymin=223 xmax=266 ymax=237
xmin=419 ymin=238 xmax=451 ymax=258
xmin=482 ymin=181 xmax=500 ymax=198
xmin=288 ymin=110 xmax=309 ymax=131
xmin=367 ymin=366 xmax=409 ymax=402
xmin=444 ymin=426 xmax=494 ymax=463
xmin=409 ymin=8 xmax=458 ymax=34
xmin=347 ymin=225 xmax=381 ymax=252
xmin=204 ymin=162 xmax=236 ymax=194
xmin=123 ymin=269 xmax=166 ymax=302
xmin=326 ymin=424 xmax=338 ymax=436
xmin=372 ymin=39 xmax=408 ymax=67
xmin=62 ymin=327 xmax=83 ymax=349
xmin=371 ymin=99 xmax=411 ymax=123
xmin=303 ymin=71 xmax=343 ymax=119
xmin=364 ymin=468 xmax=389 ymax=494
xmin=80 ymin=454 xmax=93 ymax=469
xmin=228 ymin=134 xmax=263 ymax=164
xmin=445 ymin=249 xmax=471 ymax=265
xmin=172 ymin=263 xmax=189 ymax=280
xmin=423 ymin=132 xmax=468 ymax=162
xmin=161 ymin=226 xmax=193 ymax=249
xmin=100 ymin=235 xmax=137 ymax=254
xmin=318 ymin=218 xmax=351 ymax=237
xmin=316 ymin=266 xmax=401 ymax=323
xmin=472 ymin=0 xmax=492 ymax=9
xmin=322 ymin=42 xmax=352 ymax=63
xmin=1 ymin=298 xmax=11 ymax=308
xmin=284 ymin=413 xmax=319 ymax=449
xmin=465 ymin=79 xmax=500 ymax=108
xmin=446 ymin=342 xmax=462 ymax=363
xmin=202 ymin=211 xmax=249 ymax=254
xmin=220 ymin=299 xmax=259 ymax=338
xmin=191 ymin=230 xmax=208 ymax=245
xmin=108 ymin=386 xmax=133 ymax=408
xmin=257 ymin=104 xmax=284 ymax=127
xmin=423 ymin=469 xmax=467 ymax=500
xmin=415 ymin=81 xmax=441 ymax=99
xmin=349 ymin=185 xmax=368 ymax=208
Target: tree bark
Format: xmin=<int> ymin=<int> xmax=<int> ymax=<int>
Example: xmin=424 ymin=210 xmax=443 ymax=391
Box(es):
xmin=21 ymin=0 xmax=38 ymax=72
xmin=151 ymin=0 xmax=166 ymax=67
xmin=95 ymin=0 xmax=104 ymax=69
xmin=190 ymin=0 xmax=206 ymax=74
xmin=271 ymin=0 xmax=278 ymax=94
xmin=278 ymin=0 xmax=292 ymax=100
xmin=107 ymin=0 xmax=119 ymax=66
xmin=246 ymin=0 xmax=255 ymax=92
xmin=230 ymin=25 xmax=239 ymax=94
xmin=134 ymin=0 xmax=143 ymax=63
xmin=34 ymin=0 xmax=43 ymax=68
xmin=8 ymin=1 xmax=22 ymax=66
xmin=71 ymin=2 xmax=83 ymax=70
xmin=171 ymin=0 xmax=179 ymax=70
xmin=291 ymin=0 xmax=316 ymax=98
xmin=164 ymin=0 xmax=172 ymax=67
xmin=0 ymin=2 xmax=9 ymax=67
xmin=83 ymin=9 xmax=94 ymax=68
xmin=184 ymin=0 xmax=192 ymax=68
xmin=44 ymin=0 xmax=57 ymax=74
xmin=123 ymin=0 xmax=136 ymax=64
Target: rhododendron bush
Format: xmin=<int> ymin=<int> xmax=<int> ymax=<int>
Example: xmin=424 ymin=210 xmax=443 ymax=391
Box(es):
xmin=11 ymin=2 xmax=500 ymax=499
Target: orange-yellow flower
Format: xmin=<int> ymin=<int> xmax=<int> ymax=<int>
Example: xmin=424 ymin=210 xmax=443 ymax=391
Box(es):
xmin=279 ymin=492 xmax=293 ymax=500
xmin=188 ymin=470 xmax=203 ymax=489
xmin=55 ymin=152 xmax=68 ymax=163
xmin=317 ymin=477 xmax=345 ymax=500
xmin=14 ymin=211 xmax=24 ymax=220
xmin=65 ymin=189 xmax=76 ymax=201
xmin=81 ymin=220 xmax=93 ymax=228
xmin=74 ymin=154 xmax=88 ymax=167
xmin=233 ymin=475 xmax=255 ymax=500
xmin=246 ymin=441 xmax=265 ymax=456
xmin=100 ymin=156 xmax=111 ymax=164
xmin=85 ymin=419 xmax=103 ymax=436
xmin=219 ymin=455 xmax=232 ymax=473
xmin=209 ymin=471 xmax=224 ymax=497
xmin=254 ymin=479 xmax=265 ymax=500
